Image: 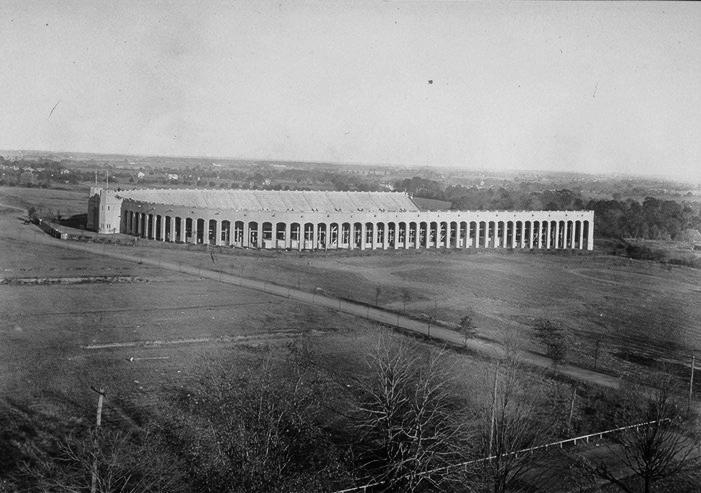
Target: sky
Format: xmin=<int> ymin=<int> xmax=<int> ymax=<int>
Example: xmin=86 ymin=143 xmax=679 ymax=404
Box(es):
xmin=1 ymin=1 xmax=700 ymax=180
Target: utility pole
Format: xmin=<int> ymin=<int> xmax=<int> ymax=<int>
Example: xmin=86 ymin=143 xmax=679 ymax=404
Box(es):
xmin=568 ymin=387 xmax=577 ymax=434
xmin=90 ymin=386 xmax=105 ymax=493
xmin=488 ymin=363 xmax=499 ymax=458
xmin=689 ymin=354 xmax=696 ymax=413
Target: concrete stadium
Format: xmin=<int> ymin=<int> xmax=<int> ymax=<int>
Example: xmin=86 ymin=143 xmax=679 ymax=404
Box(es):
xmin=88 ymin=188 xmax=594 ymax=251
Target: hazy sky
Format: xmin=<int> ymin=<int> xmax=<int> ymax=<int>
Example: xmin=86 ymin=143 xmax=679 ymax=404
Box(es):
xmin=1 ymin=1 xmax=700 ymax=180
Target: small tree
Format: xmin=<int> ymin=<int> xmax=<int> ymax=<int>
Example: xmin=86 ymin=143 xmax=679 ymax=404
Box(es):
xmin=458 ymin=311 xmax=478 ymax=346
xmin=533 ymin=319 xmax=569 ymax=365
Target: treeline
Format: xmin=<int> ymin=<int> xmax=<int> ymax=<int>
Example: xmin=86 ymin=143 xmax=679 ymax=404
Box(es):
xmin=394 ymin=177 xmax=701 ymax=241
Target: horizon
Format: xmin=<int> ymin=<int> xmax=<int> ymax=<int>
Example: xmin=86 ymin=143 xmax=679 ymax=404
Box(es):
xmin=1 ymin=1 xmax=700 ymax=182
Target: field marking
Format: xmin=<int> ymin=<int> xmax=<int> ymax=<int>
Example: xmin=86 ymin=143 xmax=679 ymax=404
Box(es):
xmin=82 ymin=330 xmax=306 ymax=350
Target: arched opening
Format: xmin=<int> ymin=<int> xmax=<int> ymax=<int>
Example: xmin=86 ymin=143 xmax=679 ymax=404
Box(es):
xmin=478 ymin=221 xmax=486 ymax=248
xmin=234 ymin=221 xmax=244 ymax=245
xmin=248 ymin=221 xmax=259 ymax=247
xmin=486 ymin=221 xmax=494 ymax=248
xmin=206 ymin=219 xmax=216 ymax=245
xmin=317 ymin=223 xmax=328 ymax=249
xmin=221 ymin=220 xmax=231 ymax=245
xmin=449 ymin=221 xmax=458 ymax=247
xmin=262 ymin=221 xmax=273 ymax=248
xmin=398 ymin=222 xmax=406 ymax=247
xmin=524 ymin=221 xmax=532 ymax=248
xmin=330 ymin=223 xmax=339 ymax=247
xmin=583 ymin=220 xmax=591 ymax=250
xmin=353 ymin=222 xmax=362 ymax=248
xmin=387 ymin=222 xmax=396 ymax=248
xmin=365 ymin=222 xmax=374 ymax=247
xmin=418 ymin=222 xmax=427 ymax=247
xmin=376 ymin=222 xmax=385 ymax=246
xmin=276 ymin=222 xmax=287 ymax=248
xmin=195 ymin=218 xmax=204 ymax=244
xmin=304 ymin=223 xmax=314 ymax=249
xmin=408 ymin=222 xmax=417 ymax=247
xmin=340 ymin=222 xmax=350 ymax=246
xmin=174 ymin=217 xmax=182 ymax=242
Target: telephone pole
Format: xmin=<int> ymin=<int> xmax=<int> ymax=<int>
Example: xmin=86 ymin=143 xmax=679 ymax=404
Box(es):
xmin=689 ymin=354 xmax=696 ymax=413
xmin=90 ymin=386 xmax=105 ymax=493
xmin=488 ymin=363 xmax=499 ymax=458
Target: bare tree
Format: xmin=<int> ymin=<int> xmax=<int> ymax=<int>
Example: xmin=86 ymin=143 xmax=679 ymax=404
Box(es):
xmin=20 ymin=427 xmax=185 ymax=493
xmin=577 ymin=373 xmax=700 ymax=493
xmin=353 ymin=334 xmax=471 ymax=492
xmin=167 ymin=344 xmax=349 ymax=493
xmin=475 ymin=355 xmax=558 ymax=493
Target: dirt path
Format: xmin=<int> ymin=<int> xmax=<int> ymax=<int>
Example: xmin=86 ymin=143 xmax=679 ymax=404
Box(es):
xmin=10 ymin=223 xmax=632 ymax=392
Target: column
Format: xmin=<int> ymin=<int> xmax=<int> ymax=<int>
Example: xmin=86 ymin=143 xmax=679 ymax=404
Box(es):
xmin=528 ymin=221 xmax=534 ymax=248
xmin=416 ymin=223 xmax=421 ymax=250
xmin=349 ymin=223 xmax=355 ymax=250
xmin=445 ymin=222 xmax=452 ymax=249
xmin=393 ymin=223 xmax=399 ymax=250
xmin=545 ymin=221 xmax=551 ymax=249
xmin=360 ymin=223 xmax=366 ymax=251
xmin=465 ymin=223 xmax=471 ymax=249
xmin=475 ymin=222 xmax=481 ymax=248
xmin=563 ymin=221 xmax=569 ymax=249
xmin=284 ymin=222 xmax=290 ymax=249
xmin=405 ymin=223 xmax=410 ymax=250
xmin=257 ymin=223 xmax=263 ymax=248
xmin=212 ymin=220 xmax=220 ymax=246
xmin=382 ymin=223 xmax=388 ymax=250
xmin=554 ymin=221 xmax=560 ymax=249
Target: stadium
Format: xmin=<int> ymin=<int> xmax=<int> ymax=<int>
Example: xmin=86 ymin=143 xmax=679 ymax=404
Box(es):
xmin=88 ymin=187 xmax=594 ymax=251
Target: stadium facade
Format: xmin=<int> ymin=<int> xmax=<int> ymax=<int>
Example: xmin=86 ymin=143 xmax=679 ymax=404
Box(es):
xmin=88 ymin=187 xmax=594 ymax=251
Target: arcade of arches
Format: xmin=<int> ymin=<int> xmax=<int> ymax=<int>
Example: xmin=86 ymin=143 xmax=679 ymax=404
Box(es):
xmin=119 ymin=209 xmax=594 ymax=251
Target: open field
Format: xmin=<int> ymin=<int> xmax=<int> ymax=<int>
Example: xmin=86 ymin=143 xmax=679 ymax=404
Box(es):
xmin=2 ymin=187 xmax=701 ymax=490
xmin=58 ymin=236 xmax=701 ymax=386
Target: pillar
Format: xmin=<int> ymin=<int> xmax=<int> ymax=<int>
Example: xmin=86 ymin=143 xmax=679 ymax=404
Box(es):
xmin=168 ymin=216 xmax=175 ymax=242
xmin=445 ymin=222 xmax=451 ymax=249
xmin=528 ymin=221 xmax=533 ymax=249
xmin=475 ymin=222 xmax=481 ymax=248
xmin=554 ymin=221 xmax=560 ymax=249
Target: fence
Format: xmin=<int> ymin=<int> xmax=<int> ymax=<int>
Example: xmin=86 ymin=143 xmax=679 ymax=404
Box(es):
xmin=333 ymin=418 xmax=671 ymax=493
